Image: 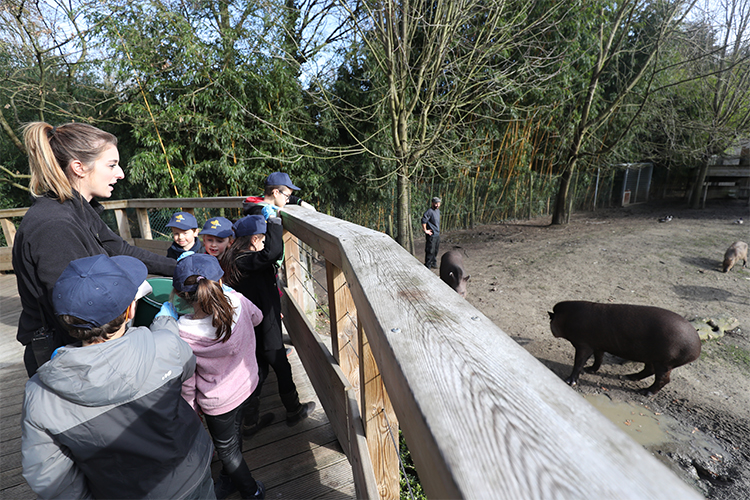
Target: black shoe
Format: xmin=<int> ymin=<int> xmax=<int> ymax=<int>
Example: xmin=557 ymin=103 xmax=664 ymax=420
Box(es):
xmin=286 ymin=401 xmax=316 ymax=427
xmin=250 ymin=480 xmax=265 ymax=500
xmin=214 ymin=473 xmax=237 ymax=500
xmin=243 ymin=413 xmax=274 ymax=438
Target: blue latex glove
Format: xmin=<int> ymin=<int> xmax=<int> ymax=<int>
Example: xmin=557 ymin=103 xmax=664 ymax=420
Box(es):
xmin=156 ymin=301 xmax=178 ymax=320
xmin=221 ymin=284 xmax=235 ymax=294
xmin=177 ymin=250 xmax=195 ymax=262
xmin=262 ymin=204 xmax=279 ymax=220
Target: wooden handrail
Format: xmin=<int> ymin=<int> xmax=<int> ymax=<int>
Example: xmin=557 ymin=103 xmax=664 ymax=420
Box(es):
xmin=1 ymin=197 xmax=703 ymax=499
xmin=279 ymin=204 xmax=702 ymax=500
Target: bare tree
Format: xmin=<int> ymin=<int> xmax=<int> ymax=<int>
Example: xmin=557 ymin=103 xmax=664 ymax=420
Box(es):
xmin=687 ymin=0 xmax=750 ymax=208
xmin=550 ymin=0 xmax=697 ymax=225
xmin=0 ymin=0 xmax=118 ymax=190
xmin=333 ymin=0 xmax=562 ymax=250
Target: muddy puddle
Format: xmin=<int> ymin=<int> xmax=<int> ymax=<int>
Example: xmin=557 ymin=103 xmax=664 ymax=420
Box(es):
xmin=583 ymin=393 xmax=732 ymax=490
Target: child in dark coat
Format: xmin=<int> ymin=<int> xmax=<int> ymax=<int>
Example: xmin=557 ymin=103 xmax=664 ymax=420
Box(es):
xmin=221 ymin=215 xmax=315 ymax=431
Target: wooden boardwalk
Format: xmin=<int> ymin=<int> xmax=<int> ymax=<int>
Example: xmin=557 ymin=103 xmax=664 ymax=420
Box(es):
xmin=0 ymin=273 xmax=354 ymax=499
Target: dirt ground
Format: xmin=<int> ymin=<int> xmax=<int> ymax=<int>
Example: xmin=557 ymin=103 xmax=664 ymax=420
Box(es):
xmin=416 ymin=199 xmax=750 ymax=499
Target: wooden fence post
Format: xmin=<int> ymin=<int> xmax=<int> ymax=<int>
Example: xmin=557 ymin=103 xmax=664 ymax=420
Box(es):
xmin=1 ymin=219 xmax=16 ymax=248
xmin=326 ymin=260 xmax=360 ymax=396
xmin=359 ymin=322 xmax=399 ymax=500
xmin=136 ymin=208 xmax=153 ymax=240
xmin=114 ymin=209 xmax=133 ymax=244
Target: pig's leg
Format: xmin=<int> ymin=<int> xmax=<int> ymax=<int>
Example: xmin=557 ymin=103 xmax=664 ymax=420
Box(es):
xmin=584 ymin=351 xmax=604 ymax=373
xmin=641 ymin=366 xmax=671 ymax=396
xmin=566 ymin=346 xmax=593 ymax=386
xmin=626 ymin=362 xmax=655 ymax=381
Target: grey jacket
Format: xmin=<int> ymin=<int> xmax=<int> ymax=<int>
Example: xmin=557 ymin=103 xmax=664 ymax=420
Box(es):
xmin=21 ymin=316 xmax=213 ymax=499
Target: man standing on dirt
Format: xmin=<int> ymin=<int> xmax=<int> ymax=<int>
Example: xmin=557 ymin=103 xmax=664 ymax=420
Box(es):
xmin=421 ymin=197 xmax=441 ymax=269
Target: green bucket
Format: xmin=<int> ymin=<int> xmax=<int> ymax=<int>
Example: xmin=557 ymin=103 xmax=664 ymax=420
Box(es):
xmin=133 ymin=277 xmax=193 ymax=327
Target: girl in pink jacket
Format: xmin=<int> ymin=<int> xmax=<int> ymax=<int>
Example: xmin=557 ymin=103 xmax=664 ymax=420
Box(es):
xmin=173 ymin=253 xmax=266 ymax=500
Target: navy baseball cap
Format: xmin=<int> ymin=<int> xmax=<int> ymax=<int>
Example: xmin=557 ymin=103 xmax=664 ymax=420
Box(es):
xmin=173 ymin=253 xmax=224 ymax=293
xmin=234 ymin=215 xmax=267 ymax=238
xmin=265 ymin=172 xmax=300 ymax=190
xmin=166 ymin=211 xmax=198 ymax=230
xmin=52 ymin=254 xmax=148 ymax=328
xmin=201 ymin=217 xmax=234 ymax=238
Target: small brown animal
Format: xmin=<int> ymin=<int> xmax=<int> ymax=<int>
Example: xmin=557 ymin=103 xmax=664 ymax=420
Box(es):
xmin=722 ymin=241 xmax=748 ymax=272
xmin=549 ymin=301 xmax=701 ymax=395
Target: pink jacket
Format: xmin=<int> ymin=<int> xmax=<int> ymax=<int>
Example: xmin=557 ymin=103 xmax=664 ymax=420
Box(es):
xmin=178 ymin=290 xmax=263 ymax=416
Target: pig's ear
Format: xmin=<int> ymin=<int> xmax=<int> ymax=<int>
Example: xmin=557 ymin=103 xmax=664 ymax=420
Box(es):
xmin=548 ymin=311 xmax=554 ymax=320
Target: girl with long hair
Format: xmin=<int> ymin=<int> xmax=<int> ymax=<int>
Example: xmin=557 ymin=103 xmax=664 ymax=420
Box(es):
xmin=174 ymin=253 xmax=265 ymax=499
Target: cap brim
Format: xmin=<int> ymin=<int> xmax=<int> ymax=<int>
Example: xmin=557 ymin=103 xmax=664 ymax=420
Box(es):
xmin=134 ymin=280 xmax=153 ymax=301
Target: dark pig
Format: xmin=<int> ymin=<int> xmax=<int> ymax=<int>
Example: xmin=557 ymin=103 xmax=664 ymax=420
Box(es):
xmin=548 ymin=301 xmax=701 ymax=395
xmin=722 ymin=241 xmax=748 ymax=272
xmin=439 ymin=250 xmax=470 ymax=297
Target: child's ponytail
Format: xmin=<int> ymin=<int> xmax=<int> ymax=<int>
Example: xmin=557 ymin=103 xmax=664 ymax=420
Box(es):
xmin=179 ymin=277 xmax=234 ymax=342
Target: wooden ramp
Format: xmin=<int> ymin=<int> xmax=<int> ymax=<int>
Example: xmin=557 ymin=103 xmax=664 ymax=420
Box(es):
xmin=0 ymin=273 xmax=354 ymax=499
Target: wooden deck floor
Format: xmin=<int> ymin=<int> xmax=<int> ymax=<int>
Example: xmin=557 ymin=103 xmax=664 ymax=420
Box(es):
xmin=0 ymin=273 xmax=354 ymax=499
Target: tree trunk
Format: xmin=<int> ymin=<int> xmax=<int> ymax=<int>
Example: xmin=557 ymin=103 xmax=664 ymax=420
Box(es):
xmin=689 ymin=158 xmax=710 ymax=209
xmin=551 ymin=163 xmax=576 ymax=225
xmin=396 ymin=163 xmax=414 ymax=252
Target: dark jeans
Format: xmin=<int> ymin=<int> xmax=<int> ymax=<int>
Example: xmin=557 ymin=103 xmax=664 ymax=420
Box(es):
xmin=204 ymin=393 xmax=259 ymax=498
xmin=425 ymin=234 xmax=440 ymax=268
xmin=258 ymin=347 xmax=297 ymax=398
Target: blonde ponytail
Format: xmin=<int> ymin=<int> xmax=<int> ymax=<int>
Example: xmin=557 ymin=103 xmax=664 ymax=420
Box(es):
xmin=22 ymin=122 xmax=118 ymax=202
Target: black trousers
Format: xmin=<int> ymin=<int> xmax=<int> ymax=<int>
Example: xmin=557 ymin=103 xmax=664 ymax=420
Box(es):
xmin=425 ymin=234 xmax=440 ymax=268
xmin=204 ymin=392 xmax=259 ymax=497
xmin=258 ymin=346 xmax=297 ymax=398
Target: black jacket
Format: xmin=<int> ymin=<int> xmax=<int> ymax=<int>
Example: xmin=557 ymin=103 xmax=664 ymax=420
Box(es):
xmin=12 ymin=192 xmax=176 ymax=347
xmin=167 ymin=238 xmax=205 ymax=259
xmin=230 ymin=218 xmax=285 ymax=352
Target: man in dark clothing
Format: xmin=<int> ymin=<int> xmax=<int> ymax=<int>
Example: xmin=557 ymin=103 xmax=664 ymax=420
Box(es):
xmin=421 ymin=197 xmax=441 ymax=269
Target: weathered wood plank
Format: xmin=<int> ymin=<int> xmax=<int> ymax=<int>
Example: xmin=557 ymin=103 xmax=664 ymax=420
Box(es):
xmin=281 ymin=286 xmax=350 ymax=455
xmin=1 ymin=218 xmax=16 ymax=248
xmin=359 ymin=323 xmax=399 ymax=500
xmin=132 ymin=238 xmax=172 ymax=254
xmin=347 ymin=390 xmax=380 ymax=500
xmin=113 ymin=209 xmax=133 ymax=244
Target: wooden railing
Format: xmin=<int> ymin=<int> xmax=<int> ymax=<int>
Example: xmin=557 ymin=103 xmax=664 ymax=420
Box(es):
xmin=0 ymin=198 xmax=702 ymax=499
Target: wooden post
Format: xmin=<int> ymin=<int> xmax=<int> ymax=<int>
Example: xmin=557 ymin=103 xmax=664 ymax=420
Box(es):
xmin=114 ymin=209 xmax=133 ymax=244
xmin=283 ymin=231 xmax=304 ymax=306
xmin=1 ymin=219 xmax=17 ymax=248
xmin=326 ymin=260 xmax=360 ymax=394
xmin=359 ymin=322 xmax=399 ymax=500
xmin=136 ymin=208 xmax=153 ymax=240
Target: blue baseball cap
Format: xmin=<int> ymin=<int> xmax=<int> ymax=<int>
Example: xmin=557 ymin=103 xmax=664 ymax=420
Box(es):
xmin=201 ymin=217 xmax=234 ymax=238
xmin=52 ymin=255 xmax=148 ymax=328
xmin=234 ymin=215 xmax=267 ymax=237
xmin=173 ymin=253 xmax=225 ymax=293
xmin=265 ymin=172 xmax=300 ymax=190
xmin=166 ymin=211 xmax=198 ymax=230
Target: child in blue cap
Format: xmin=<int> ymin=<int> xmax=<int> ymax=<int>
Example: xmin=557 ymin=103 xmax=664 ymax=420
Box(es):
xmin=166 ymin=211 xmax=204 ymax=259
xmin=222 ymin=215 xmax=315 ymax=431
xmin=20 ymin=254 xmax=215 ymax=500
xmin=173 ymin=253 xmax=266 ymax=500
xmin=201 ymin=216 xmax=235 ymax=260
xmin=241 ymin=172 xmax=315 ymax=219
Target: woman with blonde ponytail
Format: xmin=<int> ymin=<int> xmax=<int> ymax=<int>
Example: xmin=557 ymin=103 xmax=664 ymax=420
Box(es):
xmin=13 ymin=122 xmax=177 ymax=376
xmin=173 ymin=253 xmax=267 ymax=500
